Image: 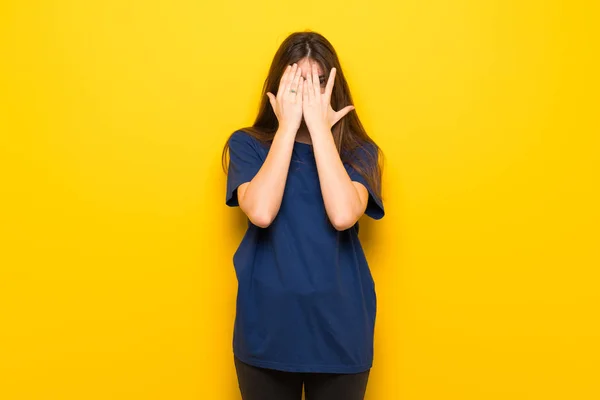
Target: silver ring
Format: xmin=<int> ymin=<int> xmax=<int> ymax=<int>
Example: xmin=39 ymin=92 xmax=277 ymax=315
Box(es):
xmin=290 ymin=89 xmax=296 ymax=93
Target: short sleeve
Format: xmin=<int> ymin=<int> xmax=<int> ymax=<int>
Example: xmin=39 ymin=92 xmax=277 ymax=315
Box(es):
xmin=344 ymin=143 xmax=385 ymax=220
xmin=226 ymin=130 xmax=265 ymax=207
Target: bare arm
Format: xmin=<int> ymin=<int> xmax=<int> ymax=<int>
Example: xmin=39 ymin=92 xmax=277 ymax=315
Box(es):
xmin=311 ymin=127 xmax=369 ymax=231
xmin=236 ymin=63 xmax=304 ymax=227
xmin=237 ymin=128 xmax=297 ymax=228
xmin=299 ymin=62 xmax=368 ymax=230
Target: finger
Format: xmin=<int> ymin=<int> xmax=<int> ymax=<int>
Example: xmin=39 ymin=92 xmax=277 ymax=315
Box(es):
xmin=305 ymin=65 xmax=313 ymax=103
xmin=295 ymin=78 xmax=303 ymax=104
xmin=283 ymin=63 xmax=298 ymax=98
xmin=266 ymin=92 xmax=278 ymax=116
xmin=289 ymin=64 xmax=302 ymax=99
xmin=335 ymin=105 xmax=355 ymax=122
xmin=277 ymin=64 xmax=292 ymax=97
xmin=324 ymin=67 xmax=336 ymax=103
xmin=302 ymin=76 xmax=308 ymax=103
xmin=312 ymin=62 xmax=320 ymax=98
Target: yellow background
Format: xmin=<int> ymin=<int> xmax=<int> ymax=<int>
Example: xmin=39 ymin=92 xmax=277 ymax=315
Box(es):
xmin=1 ymin=1 xmax=598 ymax=399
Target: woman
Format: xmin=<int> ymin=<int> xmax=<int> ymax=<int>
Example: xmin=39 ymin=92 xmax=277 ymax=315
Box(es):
xmin=222 ymin=31 xmax=385 ymax=400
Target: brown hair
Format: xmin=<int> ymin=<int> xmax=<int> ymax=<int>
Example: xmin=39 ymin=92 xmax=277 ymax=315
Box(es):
xmin=221 ymin=30 xmax=384 ymax=202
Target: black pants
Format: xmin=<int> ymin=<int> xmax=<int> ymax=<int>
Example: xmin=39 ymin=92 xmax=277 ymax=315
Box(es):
xmin=234 ymin=355 xmax=370 ymax=400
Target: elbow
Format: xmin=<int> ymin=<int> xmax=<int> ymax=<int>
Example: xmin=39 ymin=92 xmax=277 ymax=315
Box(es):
xmin=330 ymin=213 xmax=357 ymax=231
xmin=240 ymin=194 xmax=275 ymax=228
xmin=248 ymin=209 xmax=275 ymax=228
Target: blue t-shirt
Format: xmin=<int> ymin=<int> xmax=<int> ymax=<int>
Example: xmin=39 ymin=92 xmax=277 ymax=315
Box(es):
xmin=225 ymin=129 xmax=384 ymax=374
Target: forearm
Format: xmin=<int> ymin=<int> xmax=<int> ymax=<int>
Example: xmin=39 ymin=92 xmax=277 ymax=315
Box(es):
xmin=311 ymin=128 xmax=363 ymax=230
xmin=240 ymin=127 xmax=296 ymax=227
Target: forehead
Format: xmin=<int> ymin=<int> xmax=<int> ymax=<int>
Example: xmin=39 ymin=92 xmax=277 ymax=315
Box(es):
xmin=296 ymin=58 xmax=324 ymax=77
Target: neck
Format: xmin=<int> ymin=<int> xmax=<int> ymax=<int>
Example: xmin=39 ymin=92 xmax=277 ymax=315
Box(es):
xmin=296 ymin=122 xmax=312 ymax=144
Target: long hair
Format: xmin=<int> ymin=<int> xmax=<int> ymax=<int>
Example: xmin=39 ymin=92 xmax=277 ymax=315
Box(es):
xmin=221 ymin=30 xmax=384 ymax=202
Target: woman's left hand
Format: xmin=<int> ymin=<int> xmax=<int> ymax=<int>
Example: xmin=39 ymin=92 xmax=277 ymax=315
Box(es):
xmin=302 ymin=63 xmax=355 ymax=134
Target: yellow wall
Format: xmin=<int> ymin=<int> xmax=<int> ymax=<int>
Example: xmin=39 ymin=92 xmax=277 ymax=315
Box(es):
xmin=1 ymin=1 xmax=598 ymax=399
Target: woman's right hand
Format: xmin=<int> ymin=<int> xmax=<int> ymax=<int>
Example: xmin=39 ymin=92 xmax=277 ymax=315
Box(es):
xmin=266 ymin=63 xmax=304 ymax=133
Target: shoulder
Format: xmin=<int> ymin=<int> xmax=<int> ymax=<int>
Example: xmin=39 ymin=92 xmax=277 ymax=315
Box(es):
xmin=228 ymin=130 xmax=271 ymax=163
xmin=229 ymin=129 xmax=253 ymax=145
xmin=359 ymin=141 xmax=378 ymax=158
xmin=228 ymin=129 xmax=262 ymax=152
xmin=345 ymin=140 xmax=379 ymax=165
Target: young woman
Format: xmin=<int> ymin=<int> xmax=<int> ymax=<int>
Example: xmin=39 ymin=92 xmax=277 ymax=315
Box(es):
xmin=222 ymin=31 xmax=385 ymax=400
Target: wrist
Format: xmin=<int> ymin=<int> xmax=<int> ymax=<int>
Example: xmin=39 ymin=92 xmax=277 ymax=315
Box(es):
xmin=277 ymin=124 xmax=298 ymax=137
xmin=307 ymin=123 xmax=331 ymax=138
